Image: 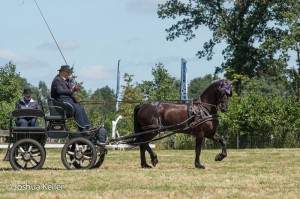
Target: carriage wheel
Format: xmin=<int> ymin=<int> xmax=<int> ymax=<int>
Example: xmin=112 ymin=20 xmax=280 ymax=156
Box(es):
xmin=61 ymin=137 xmax=97 ymax=170
xmin=93 ymin=145 xmax=107 ymax=168
xmin=68 ymin=144 xmax=81 ymax=169
xmin=68 ymin=143 xmax=99 ymax=169
xmin=9 ymin=138 xmax=46 ymax=170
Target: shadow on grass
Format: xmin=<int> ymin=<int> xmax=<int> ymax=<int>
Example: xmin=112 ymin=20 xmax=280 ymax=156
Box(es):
xmin=0 ymin=167 xmax=66 ymax=171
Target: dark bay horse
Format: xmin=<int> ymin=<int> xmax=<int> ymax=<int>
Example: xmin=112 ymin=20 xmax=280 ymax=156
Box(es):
xmin=133 ymin=80 xmax=233 ymax=169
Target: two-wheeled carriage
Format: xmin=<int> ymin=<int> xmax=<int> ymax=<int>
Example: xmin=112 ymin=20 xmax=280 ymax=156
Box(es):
xmin=3 ymin=98 xmax=106 ymax=170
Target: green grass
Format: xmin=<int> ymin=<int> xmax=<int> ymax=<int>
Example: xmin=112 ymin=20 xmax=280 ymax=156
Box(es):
xmin=0 ymin=148 xmax=299 ymax=199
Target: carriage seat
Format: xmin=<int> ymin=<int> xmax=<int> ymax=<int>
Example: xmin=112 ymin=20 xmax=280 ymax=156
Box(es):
xmin=10 ymin=109 xmax=46 ymax=132
xmin=47 ymin=98 xmax=75 ymax=120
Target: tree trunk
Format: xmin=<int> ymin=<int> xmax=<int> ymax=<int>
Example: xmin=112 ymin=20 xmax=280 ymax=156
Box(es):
xmin=235 ymin=79 xmax=242 ymax=96
xmin=296 ymin=43 xmax=300 ymax=101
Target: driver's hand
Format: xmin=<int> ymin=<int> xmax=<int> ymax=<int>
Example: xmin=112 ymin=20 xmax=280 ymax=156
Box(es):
xmin=74 ymin=84 xmax=80 ymax=91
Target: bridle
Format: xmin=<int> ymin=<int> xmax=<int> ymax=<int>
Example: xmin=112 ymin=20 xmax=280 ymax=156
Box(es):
xmin=216 ymin=87 xmax=231 ymax=110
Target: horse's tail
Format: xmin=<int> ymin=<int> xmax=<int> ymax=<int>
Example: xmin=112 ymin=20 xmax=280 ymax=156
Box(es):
xmin=134 ymin=104 xmax=142 ymax=134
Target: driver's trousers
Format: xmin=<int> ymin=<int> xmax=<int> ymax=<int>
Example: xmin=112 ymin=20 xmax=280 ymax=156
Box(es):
xmin=61 ymin=99 xmax=91 ymax=130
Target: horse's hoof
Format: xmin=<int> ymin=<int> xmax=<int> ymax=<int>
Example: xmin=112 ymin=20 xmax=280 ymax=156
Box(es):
xmin=151 ymin=157 xmax=158 ymax=167
xmin=151 ymin=159 xmax=158 ymax=167
xmin=195 ymin=163 xmax=205 ymax=169
xmin=141 ymin=164 xmax=152 ymax=168
xmin=215 ymin=153 xmax=226 ymax=161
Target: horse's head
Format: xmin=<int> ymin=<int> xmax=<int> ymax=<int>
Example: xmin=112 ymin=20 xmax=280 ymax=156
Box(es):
xmin=216 ymin=80 xmax=233 ymax=112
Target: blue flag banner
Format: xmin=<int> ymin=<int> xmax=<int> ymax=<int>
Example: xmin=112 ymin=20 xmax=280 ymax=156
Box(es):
xmin=180 ymin=58 xmax=188 ymax=102
xmin=116 ymin=60 xmax=121 ymax=112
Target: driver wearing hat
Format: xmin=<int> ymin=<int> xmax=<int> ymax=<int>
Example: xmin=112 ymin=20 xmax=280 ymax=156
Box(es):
xmin=50 ymin=65 xmax=92 ymax=132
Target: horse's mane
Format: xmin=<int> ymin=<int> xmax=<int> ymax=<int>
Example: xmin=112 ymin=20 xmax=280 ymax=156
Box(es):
xmin=200 ymin=80 xmax=222 ymax=98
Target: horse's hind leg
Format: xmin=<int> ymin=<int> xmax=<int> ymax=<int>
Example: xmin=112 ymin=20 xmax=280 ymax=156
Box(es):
xmin=145 ymin=144 xmax=158 ymax=167
xmin=212 ymin=133 xmax=227 ymax=161
xmin=140 ymin=144 xmax=152 ymax=168
xmin=195 ymin=136 xmax=205 ymax=169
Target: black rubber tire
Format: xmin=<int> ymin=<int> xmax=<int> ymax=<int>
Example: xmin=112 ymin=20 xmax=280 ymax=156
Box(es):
xmin=61 ymin=137 xmax=97 ymax=170
xmin=9 ymin=138 xmax=46 ymax=170
xmin=93 ymin=145 xmax=106 ymax=168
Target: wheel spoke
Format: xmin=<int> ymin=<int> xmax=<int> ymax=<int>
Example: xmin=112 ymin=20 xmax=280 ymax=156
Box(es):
xmin=30 ymin=159 xmax=37 ymax=166
xmin=98 ymin=149 xmax=105 ymax=156
xmin=19 ymin=146 xmax=25 ymax=153
xmin=67 ymin=151 xmax=75 ymax=155
xmin=81 ymin=145 xmax=88 ymax=153
xmin=79 ymin=160 xmax=84 ymax=167
xmin=15 ymin=156 xmax=23 ymax=160
xmin=70 ymin=158 xmax=76 ymax=164
xmin=83 ymin=155 xmax=92 ymax=160
xmin=75 ymin=143 xmax=79 ymax=151
xmin=28 ymin=145 xmax=33 ymax=152
xmin=22 ymin=161 xmax=27 ymax=168
xmin=32 ymin=157 xmax=39 ymax=164
xmin=31 ymin=152 xmax=41 ymax=157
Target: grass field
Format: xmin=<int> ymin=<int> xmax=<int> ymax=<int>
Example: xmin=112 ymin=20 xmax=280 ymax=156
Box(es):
xmin=0 ymin=148 xmax=299 ymax=199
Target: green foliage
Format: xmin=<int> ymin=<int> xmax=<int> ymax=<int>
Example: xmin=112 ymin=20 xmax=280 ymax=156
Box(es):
xmin=188 ymin=74 xmax=214 ymax=99
xmin=118 ymin=73 xmax=144 ymax=136
xmin=37 ymin=81 xmax=50 ymax=105
xmin=0 ymin=62 xmax=22 ymax=103
xmin=118 ymin=64 xmax=181 ymax=137
xmin=218 ymin=93 xmax=300 ymax=148
xmin=158 ymin=1 xmax=300 ymax=95
xmin=0 ymin=62 xmax=25 ymax=129
xmin=174 ymin=134 xmax=194 ymax=149
xmin=87 ymin=86 xmax=116 ymax=132
xmin=139 ymin=63 xmax=180 ymax=101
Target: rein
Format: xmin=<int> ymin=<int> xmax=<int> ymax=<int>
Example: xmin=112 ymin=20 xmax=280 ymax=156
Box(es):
xmin=110 ymin=115 xmax=195 ymax=143
xmin=125 ymin=131 xmax=177 ymax=145
xmin=113 ymin=101 xmax=219 ymax=145
xmin=198 ymin=101 xmax=217 ymax=108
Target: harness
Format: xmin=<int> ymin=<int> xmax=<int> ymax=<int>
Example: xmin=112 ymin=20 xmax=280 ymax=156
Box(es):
xmin=126 ymin=100 xmax=219 ymax=145
xmin=188 ymin=100 xmax=218 ymax=129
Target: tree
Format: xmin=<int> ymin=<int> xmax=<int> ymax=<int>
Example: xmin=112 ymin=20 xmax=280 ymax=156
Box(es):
xmin=254 ymin=76 xmax=294 ymax=97
xmin=273 ymin=1 xmax=300 ymax=100
xmin=138 ymin=63 xmax=181 ymax=149
xmin=188 ymin=74 xmax=214 ymax=99
xmin=118 ymin=73 xmax=144 ymax=135
xmin=30 ymin=81 xmax=51 ymax=112
xmin=158 ymin=0 xmax=300 ymax=95
xmin=139 ymin=63 xmax=180 ymax=101
xmin=88 ymin=86 xmax=116 ymax=131
xmin=0 ymin=62 xmax=23 ymax=129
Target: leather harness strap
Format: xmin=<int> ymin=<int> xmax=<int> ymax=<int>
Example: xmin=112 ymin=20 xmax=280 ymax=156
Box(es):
xmin=189 ymin=101 xmax=218 ymax=129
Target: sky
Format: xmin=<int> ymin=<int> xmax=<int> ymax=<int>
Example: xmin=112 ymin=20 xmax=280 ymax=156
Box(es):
xmin=0 ymin=0 xmax=225 ymax=93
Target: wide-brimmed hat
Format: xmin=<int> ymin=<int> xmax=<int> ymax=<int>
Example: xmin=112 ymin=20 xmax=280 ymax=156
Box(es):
xmin=58 ymin=65 xmax=73 ymax=73
xmin=22 ymin=88 xmax=31 ymax=97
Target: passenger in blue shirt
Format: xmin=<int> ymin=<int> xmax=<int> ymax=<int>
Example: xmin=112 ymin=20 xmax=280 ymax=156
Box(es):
xmin=15 ymin=88 xmax=39 ymax=127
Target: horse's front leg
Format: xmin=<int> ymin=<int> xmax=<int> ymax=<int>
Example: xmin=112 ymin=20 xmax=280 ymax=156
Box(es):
xmin=145 ymin=143 xmax=158 ymax=167
xmin=140 ymin=144 xmax=152 ymax=168
xmin=212 ymin=133 xmax=227 ymax=161
xmin=194 ymin=136 xmax=205 ymax=169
